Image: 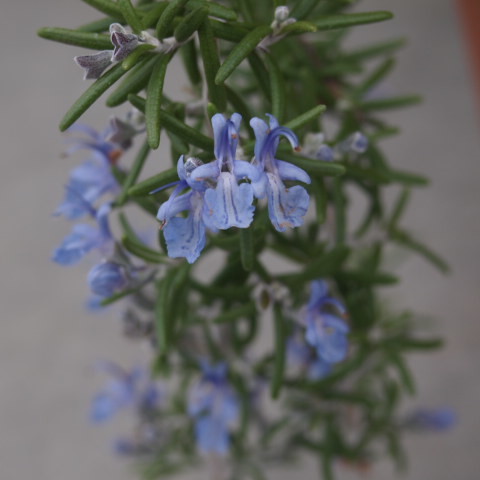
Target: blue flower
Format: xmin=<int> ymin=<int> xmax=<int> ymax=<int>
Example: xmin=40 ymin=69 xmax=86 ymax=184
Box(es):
xmin=87 ymin=261 xmax=130 ymax=298
xmin=339 ymin=132 xmax=369 ymax=154
xmin=190 ymin=113 xmax=259 ymax=230
xmin=56 ymin=121 xmax=135 ymax=219
xmin=157 ymin=156 xmax=213 ymax=263
xmin=56 ymin=160 xmax=119 ymax=219
xmin=188 ymin=361 xmax=239 ymax=455
xmin=404 ymin=408 xmax=456 ymax=432
xmin=250 ymin=114 xmax=311 ymax=231
xmin=304 ymin=280 xmax=349 ymax=364
xmin=52 ymin=203 xmax=114 ymax=265
xmin=287 ymin=333 xmax=332 ymax=380
xmin=91 ymin=363 xmax=163 ymax=423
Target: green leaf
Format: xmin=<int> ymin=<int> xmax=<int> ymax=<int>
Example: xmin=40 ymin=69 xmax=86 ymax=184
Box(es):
xmin=213 ymin=302 xmax=256 ymax=324
xmin=264 ymin=53 xmax=286 ymax=122
xmin=186 ymin=0 xmax=237 ymax=21
xmin=314 ymin=11 xmax=394 ymax=30
xmin=37 ymin=27 xmax=112 ymax=49
xmin=174 ymin=5 xmax=209 ymax=42
xmin=81 ymin=0 xmax=124 ymax=20
xmin=277 ymin=245 xmax=350 ymax=285
xmin=210 ymin=19 xmax=248 ymax=42
xmin=390 ymin=229 xmax=450 ymax=273
xmin=343 ymin=163 xmax=391 ymax=184
xmin=386 ymin=168 xmax=429 ymax=186
xmin=333 ymin=177 xmax=346 ymax=244
xmin=396 ymin=337 xmax=444 ymax=351
xmin=388 ymin=352 xmax=415 ymax=395
xmin=158 ymin=109 xmax=214 ymax=150
xmin=271 ymin=302 xmax=287 ymax=399
xmin=310 ymin=176 xmax=327 ymax=224
xmin=180 ymin=40 xmax=202 ymax=85
xmin=359 ymin=95 xmax=422 ymax=112
xmin=336 ymin=270 xmax=399 ymax=285
xmin=127 ymin=168 xmax=178 ymax=197
xmin=77 ymin=17 xmax=117 ymax=33
xmin=291 ymin=0 xmax=322 ymax=20
xmin=121 ymin=43 xmax=156 ymax=70
xmin=284 ymin=105 xmax=326 ymax=131
xmin=116 ymin=140 xmax=150 ymax=206
xmin=278 ymin=152 xmax=346 ymax=177
xmin=146 ymin=54 xmax=172 ymax=149
xmin=59 ymin=63 xmax=128 ymax=131
xmin=280 ymin=21 xmax=317 ymax=35
xmin=215 ymin=25 xmax=272 ymax=85
xmin=239 ymin=228 xmax=255 ymax=271
xmin=156 ymin=0 xmax=189 ymax=39
xmin=198 ymin=20 xmax=227 ymax=111
xmin=106 ymin=54 xmax=157 ymax=107
xmin=247 ymin=51 xmax=271 ymax=99
xmin=118 ymin=0 xmax=144 ymax=33
xmin=141 ymin=2 xmax=169 ymax=28
xmin=387 ymin=188 xmax=410 ymax=230
xmin=342 ymin=38 xmax=406 ymax=63
xmin=354 ymin=57 xmax=395 ymax=99
xmin=121 ymin=235 xmax=167 ymax=264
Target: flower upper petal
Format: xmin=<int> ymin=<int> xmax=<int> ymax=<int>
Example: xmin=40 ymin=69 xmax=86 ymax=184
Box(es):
xmin=275 ymin=159 xmax=311 ymax=184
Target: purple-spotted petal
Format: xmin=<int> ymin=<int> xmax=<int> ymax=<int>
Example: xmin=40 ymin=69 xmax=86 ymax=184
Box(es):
xmin=204 ymin=173 xmax=254 ymax=229
xmin=266 ymin=174 xmax=309 ymax=232
xmin=163 ymin=211 xmax=206 ymax=263
xmin=74 ymin=50 xmax=113 ymax=79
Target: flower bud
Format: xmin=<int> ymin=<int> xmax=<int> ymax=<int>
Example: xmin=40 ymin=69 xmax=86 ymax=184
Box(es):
xmin=88 ymin=261 xmax=129 ymax=297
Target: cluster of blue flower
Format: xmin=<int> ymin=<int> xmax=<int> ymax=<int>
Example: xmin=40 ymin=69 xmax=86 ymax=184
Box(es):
xmin=288 ymin=280 xmax=349 ymax=380
xmin=52 ymin=119 xmax=138 ymax=300
xmin=157 ymin=113 xmax=311 ymax=263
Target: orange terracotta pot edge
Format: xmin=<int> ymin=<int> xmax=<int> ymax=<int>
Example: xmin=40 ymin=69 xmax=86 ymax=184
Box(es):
xmin=456 ymin=0 xmax=480 ymax=108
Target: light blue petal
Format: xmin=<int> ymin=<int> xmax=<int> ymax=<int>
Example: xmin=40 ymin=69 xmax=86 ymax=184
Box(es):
xmin=309 ymin=280 xmax=329 ymax=308
xmin=195 ymin=416 xmax=230 ymax=454
xmin=204 ymin=173 xmax=254 ymax=229
xmin=52 ymin=224 xmax=101 ymax=265
xmin=189 ymin=162 xmax=219 ymax=183
xmin=306 ymin=313 xmax=349 ymax=364
xmin=308 ymin=358 xmax=332 ymax=380
xmin=275 ymin=159 xmax=311 ymax=184
xmin=233 ymin=160 xmax=260 ymax=182
xmin=230 ymin=112 xmax=242 ymax=131
xmin=266 ymin=173 xmax=309 ymax=232
xmin=163 ymin=213 xmax=206 ymax=263
xmin=157 ymin=191 xmax=192 ymax=222
xmin=96 ymin=203 xmax=112 ymax=240
xmin=212 ymin=114 xmax=227 ymax=160
xmin=249 ymin=117 xmax=269 ymax=164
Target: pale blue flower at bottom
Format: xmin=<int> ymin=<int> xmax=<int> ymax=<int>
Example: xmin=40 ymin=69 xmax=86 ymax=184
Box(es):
xmin=162 ymin=192 xmax=207 ymax=264
xmin=265 ymin=173 xmax=310 ymax=232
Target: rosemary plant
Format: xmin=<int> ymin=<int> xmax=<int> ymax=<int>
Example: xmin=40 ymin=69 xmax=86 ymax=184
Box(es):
xmin=39 ymin=1 xmax=454 ymax=479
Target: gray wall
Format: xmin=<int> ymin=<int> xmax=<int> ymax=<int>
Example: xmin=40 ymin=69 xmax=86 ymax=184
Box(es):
xmin=0 ymin=0 xmax=479 ymax=479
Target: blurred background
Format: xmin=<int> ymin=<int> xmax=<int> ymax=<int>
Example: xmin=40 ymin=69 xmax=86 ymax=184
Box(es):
xmin=1 ymin=0 xmax=479 ymax=478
